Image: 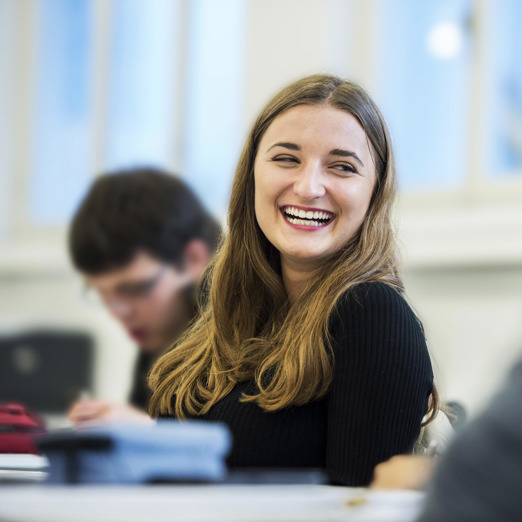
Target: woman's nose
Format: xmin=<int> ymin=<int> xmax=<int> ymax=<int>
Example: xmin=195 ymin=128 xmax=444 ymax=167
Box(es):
xmin=293 ymin=163 xmax=326 ymax=200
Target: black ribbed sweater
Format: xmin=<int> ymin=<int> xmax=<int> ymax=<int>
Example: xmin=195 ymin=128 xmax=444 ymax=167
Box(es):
xmin=162 ymin=282 xmax=433 ymax=486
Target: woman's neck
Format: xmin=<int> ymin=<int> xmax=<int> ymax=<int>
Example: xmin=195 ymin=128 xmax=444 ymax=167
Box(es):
xmin=281 ymin=257 xmax=319 ymax=304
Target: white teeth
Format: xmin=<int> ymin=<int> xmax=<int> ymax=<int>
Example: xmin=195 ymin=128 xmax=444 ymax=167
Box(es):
xmin=283 ymin=206 xmax=333 ymax=224
xmin=285 ymin=216 xmax=326 ymax=227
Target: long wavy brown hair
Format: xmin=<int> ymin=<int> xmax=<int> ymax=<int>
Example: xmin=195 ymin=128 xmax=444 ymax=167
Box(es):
xmin=149 ymin=74 xmax=439 ymax=422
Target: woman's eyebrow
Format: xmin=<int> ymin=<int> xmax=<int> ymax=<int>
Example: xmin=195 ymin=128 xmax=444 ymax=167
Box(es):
xmin=265 ymin=143 xmax=365 ymax=168
xmin=329 ymin=148 xmax=365 ymax=167
xmin=266 ymin=142 xmax=301 ymax=153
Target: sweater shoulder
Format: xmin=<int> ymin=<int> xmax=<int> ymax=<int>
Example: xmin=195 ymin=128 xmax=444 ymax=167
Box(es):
xmin=329 ymin=282 xmax=430 ymax=369
xmin=332 ymin=282 xmax=415 ymax=325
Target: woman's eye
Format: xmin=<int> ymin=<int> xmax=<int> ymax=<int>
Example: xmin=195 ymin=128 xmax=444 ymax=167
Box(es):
xmin=332 ymin=163 xmax=357 ymax=174
xmin=272 ymin=156 xmax=298 ymax=164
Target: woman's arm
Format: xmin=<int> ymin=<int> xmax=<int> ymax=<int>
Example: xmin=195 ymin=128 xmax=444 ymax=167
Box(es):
xmin=326 ymin=282 xmax=433 ymax=486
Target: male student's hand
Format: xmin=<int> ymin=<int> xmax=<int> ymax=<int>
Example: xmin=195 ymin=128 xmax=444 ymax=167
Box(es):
xmin=370 ymin=455 xmax=437 ymax=490
xmin=68 ymin=399 xmax=154 ymax=427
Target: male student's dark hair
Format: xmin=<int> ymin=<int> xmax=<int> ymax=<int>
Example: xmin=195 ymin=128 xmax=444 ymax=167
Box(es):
xmin=69 ymin=167 xmax=221 ymax=275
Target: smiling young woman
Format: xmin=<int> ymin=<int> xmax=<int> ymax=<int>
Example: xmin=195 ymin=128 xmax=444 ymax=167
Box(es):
xmin=149 ymin=74 xmax=438 ymax=486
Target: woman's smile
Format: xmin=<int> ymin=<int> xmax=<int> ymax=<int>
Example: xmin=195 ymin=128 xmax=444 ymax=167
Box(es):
xmin=280 ymin=205 xmax=336 ymax=229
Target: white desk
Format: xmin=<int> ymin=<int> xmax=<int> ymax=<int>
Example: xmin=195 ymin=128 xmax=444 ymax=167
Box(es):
xmin=0 ymin=485 xmax=425 ymax=522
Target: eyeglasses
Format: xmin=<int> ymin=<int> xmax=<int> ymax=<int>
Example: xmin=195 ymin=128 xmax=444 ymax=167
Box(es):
xmin=83 ymin=265 xmax=168 ymax=309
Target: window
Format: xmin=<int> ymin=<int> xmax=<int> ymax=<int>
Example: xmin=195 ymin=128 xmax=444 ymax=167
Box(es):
xmin=30 ymin=0 xmax=93 ymax=225
xmin=483 ymin=0 xmax=522 ymax=178
xmin=2 ymin=0 xmax=521 ymax=264
xmin=373 ymin=0 xmax=472 ymax=192
xmin=15 ymin=0 xmax=245 ymax=230
xmin=104 ymin=0 xmax=181 ymax=173
xmin=182 ymin=0 xmax=246 ymax=218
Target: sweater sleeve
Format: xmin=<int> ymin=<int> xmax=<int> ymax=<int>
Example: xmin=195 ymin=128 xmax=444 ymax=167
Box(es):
xmin=326 ymin=282 xmax=433 ymax=486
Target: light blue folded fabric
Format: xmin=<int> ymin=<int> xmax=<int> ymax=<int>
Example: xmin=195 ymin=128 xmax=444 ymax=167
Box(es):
xmin=41 ymin=420 xmax=232 ymax=484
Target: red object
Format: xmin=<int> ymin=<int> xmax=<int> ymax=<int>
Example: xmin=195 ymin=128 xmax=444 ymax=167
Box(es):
xmin=0 ymin=403 xmax=47 ymax=454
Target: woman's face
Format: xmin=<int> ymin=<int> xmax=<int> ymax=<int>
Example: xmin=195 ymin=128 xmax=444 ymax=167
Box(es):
xmin=254 ymin=104 xmax=377 ymax=272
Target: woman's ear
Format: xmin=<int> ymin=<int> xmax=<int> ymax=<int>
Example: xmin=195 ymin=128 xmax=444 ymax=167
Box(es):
xmin=181 ymin=239 xmax=211 ymax=282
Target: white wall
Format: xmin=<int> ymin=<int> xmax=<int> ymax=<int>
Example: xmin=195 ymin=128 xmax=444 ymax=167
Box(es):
xmin=404 ymin=265 xmax=522 ymax=415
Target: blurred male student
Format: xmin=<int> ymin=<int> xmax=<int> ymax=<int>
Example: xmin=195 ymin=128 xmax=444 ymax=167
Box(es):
xmin=67 ymin=168 xmax=220 ymax=425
